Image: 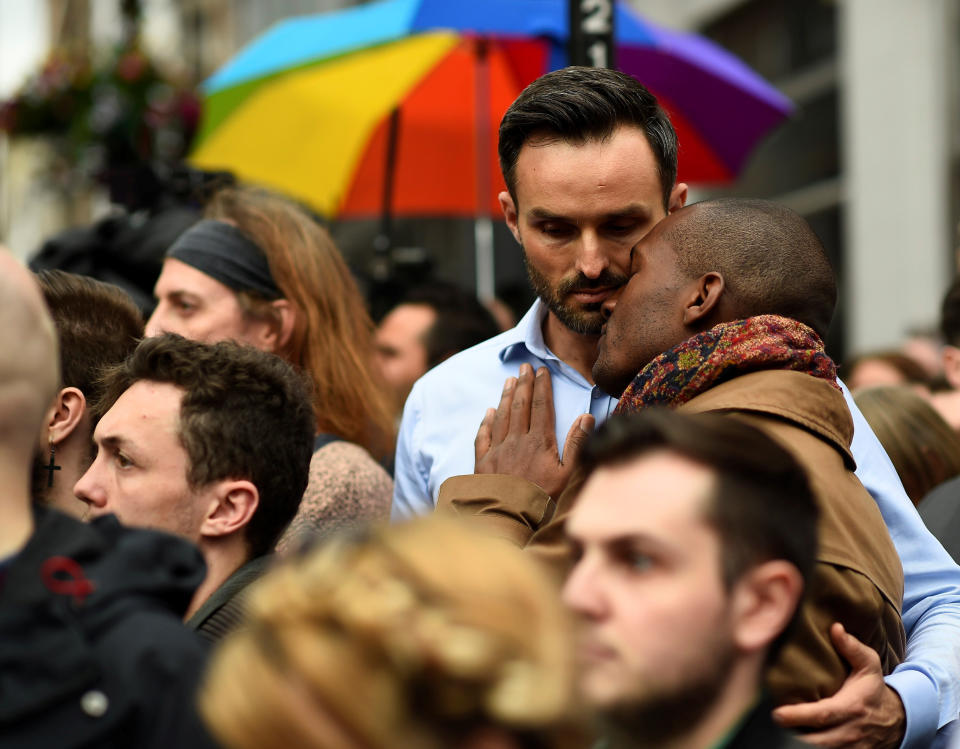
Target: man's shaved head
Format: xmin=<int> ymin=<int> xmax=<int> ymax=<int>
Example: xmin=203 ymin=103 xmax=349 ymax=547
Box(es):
xmin=0 ymin=249 xmax=59 ymax=455
xmin=666 ymin=199 xmax=837 ymax=340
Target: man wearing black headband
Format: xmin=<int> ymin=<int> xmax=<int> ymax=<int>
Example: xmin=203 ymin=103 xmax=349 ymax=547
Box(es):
xmin=146 ymin=220 xmax=294 ymax=350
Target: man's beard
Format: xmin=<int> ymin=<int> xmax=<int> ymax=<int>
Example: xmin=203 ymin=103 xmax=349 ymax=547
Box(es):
xmin=522 ymin=245 xmax=628 ymax=336
xmin=596 ymin=639 xmax=736 ymax=749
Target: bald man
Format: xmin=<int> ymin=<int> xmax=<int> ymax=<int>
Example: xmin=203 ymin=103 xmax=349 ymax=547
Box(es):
xmin=0 ymin=250 xmax=60 ymax=559
xmin=0 ymin=250 xmax=215 ymax=746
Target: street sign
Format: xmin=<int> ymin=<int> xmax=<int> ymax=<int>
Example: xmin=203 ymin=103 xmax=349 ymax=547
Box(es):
xmin=568 ymin=0 xmax=616 ymax=69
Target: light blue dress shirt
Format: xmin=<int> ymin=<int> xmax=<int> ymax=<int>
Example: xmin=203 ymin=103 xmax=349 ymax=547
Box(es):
xmin=393 ymin=301 xmax=960 ymax=747
xmin=840 ymin=380 xmax=960 ymax=748
xmin=392 ymin=300 xmax=616 ymax=519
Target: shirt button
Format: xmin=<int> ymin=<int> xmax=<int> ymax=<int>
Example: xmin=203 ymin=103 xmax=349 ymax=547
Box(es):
xmin=81 ymin=690 xmax=109 ymax=717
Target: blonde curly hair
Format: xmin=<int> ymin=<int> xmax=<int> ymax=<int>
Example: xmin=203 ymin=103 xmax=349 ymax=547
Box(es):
xmin=199 ymin=517 xmax=580 ymax=749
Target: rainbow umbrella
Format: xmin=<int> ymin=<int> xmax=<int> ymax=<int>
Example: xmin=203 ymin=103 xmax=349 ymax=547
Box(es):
xmin=190 ymin=0 xmax=793 ymax=220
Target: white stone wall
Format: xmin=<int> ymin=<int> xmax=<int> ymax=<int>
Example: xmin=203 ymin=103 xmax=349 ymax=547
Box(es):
xmin=841 ymin=0 xmax=955 ymax=349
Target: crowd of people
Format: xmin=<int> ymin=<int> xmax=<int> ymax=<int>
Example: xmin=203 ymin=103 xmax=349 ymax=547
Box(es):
xmin=2 ymin=64 xmax=960 ymax=749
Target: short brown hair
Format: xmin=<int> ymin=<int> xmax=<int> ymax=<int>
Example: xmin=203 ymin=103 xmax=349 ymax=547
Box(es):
xmin=498 ymin=66 xmax=678 ymax=211
xmin=35 ymin=270 xmax=143 ymax=407
xmin=98 ymin=334 xmax=314 ymax=557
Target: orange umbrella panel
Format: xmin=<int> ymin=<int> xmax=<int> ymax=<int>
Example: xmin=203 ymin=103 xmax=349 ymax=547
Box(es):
xmin=340 ymin=37 xmax=543 ymax=218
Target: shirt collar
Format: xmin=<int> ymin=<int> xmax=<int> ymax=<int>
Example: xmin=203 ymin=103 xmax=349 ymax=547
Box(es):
xmin=498 ymin=299 xmax=554 ymax=363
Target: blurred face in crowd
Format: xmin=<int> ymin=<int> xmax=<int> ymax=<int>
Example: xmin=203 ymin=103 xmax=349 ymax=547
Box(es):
xmin=846 ymin=358 xmax=910 ymax=392
xmin=563 ymin=450 xmax=738 ymax=720
xmin=593 ymin=218 xmax=698 ymax=396
xmin=74 ymin=380 xmax=210 ymax=540
xmin=499 ymin=126 xmax=686 ymax=336
xmin=374 ymin=303 xmax=436 ymax=410
xmin=146 ymin=258 xmax=268 ymax=348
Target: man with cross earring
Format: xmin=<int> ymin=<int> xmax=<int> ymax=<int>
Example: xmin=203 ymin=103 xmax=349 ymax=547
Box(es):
xmin=30 ymin=270 xmax=144 ymax=517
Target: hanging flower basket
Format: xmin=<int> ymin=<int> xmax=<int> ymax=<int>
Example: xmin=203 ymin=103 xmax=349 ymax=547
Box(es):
xmin=0 ymin=44 xmax=199 ymax=181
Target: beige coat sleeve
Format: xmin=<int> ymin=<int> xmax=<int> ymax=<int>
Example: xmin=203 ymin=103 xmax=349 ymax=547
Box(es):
xmin=436 ymin=474 xmax=554 ymax=547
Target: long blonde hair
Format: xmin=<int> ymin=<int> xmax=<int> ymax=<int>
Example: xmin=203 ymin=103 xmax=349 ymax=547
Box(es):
xmin=205 ymin=187 xmax=394 ymax=459
xmin=199 ymin=517 xmax=580 ymax=749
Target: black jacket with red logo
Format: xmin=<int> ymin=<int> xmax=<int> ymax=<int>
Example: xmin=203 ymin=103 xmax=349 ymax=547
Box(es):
xmin=0 ymin=507 xmax=219 ymax=748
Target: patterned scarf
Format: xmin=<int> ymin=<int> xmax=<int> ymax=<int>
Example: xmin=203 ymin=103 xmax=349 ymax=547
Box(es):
xmin=614 ymin=315 xmax=839 ymax=414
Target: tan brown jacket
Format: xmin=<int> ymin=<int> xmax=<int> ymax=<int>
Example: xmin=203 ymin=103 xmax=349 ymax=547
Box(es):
xmin=438 ymin=369 xmax=905 ymax=705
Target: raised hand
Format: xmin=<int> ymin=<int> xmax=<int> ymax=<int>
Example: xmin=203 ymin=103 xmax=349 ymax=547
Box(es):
xmin=474 ymin=364 xmax=593 ymax=498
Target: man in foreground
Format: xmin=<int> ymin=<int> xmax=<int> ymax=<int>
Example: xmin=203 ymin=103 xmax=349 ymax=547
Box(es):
xmin=74 ymin=333 xmax=315 ymax=640
xmin=567 ymin=409 xmax=816 ymax=748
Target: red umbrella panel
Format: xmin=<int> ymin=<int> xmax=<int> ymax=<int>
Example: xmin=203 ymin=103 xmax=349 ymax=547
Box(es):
xmin=340 ymin=37 xmax=548 ymax=219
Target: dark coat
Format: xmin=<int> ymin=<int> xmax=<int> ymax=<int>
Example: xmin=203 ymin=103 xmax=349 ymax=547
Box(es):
xmin=185 ymin=554 xmax=272 ymax=643
xmin=920 ymin=475 xmax=960 ymax=565
xmin=593 ymin=698 xmax=811 ymax=748
xmin=0 ymin=507 xmax=219 ymax=748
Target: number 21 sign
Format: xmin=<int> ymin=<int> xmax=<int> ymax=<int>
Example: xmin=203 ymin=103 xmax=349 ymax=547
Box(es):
xmin=568 ymin=0 xmax=616 ymax=69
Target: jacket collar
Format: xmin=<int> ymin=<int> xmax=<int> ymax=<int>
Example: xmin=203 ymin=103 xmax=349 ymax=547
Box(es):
xmin=680 ymin=369 xmax=856 ymax=470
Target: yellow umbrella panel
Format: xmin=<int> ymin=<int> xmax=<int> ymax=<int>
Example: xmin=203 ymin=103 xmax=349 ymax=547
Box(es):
xmin=191 ymin=32 xmax=460 ymax=217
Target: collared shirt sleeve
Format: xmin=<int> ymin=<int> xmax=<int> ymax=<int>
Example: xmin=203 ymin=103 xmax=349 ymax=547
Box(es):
xmin=842 ymin=380 xmax=960 ymax=748
xmin=391 ymin=379 xmax=435 ymax=521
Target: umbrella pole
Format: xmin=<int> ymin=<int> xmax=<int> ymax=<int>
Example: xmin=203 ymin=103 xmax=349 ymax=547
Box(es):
xmin=374 ymin=107 xmax=401 ymax=258
xmin=474 ymin=39 xmax=495 ymax=303
xmin=474 ymin=218 xmax=494 ymax=303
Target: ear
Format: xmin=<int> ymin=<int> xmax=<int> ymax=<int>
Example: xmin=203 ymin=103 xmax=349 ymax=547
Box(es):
xmin=46 ymin=387 xmax=87 ymax=445
xmin=267 ymin=299 xmax=297 ymax=353
xmin=499 ymin=191 xmax=522 ymax=245
xmin=681 ymin=272 xmax=725 ymax=327
xmin=249 ymin=299 xmax=297 ymax=355
xmin=199 ymin=479 xmax=259 ymax=540
xmin=668 ymin=182 xmax=688 ymax=214
xmin=730 ymin=560 xmax=804 ymax=655
xmin=943 ymin=345 xmax=960 ymax=389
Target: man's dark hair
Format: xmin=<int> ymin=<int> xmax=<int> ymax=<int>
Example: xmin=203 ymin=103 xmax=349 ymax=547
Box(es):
xmin=401 ymin=282 xmax=500 ymax=368
xmin=35 ymin=270 xmax=144 ymax=407
xmin=98 ymin=334 xmax=314 ymax=558
xmin=940 ymin=275 xmax=960 ymax=347
xmin=498 ymin=66 xmax=678 ymax=211
xmin=665 ymin=199 xmax=837 ymax=340
xmin=580 ymin=408 xmax=818 ymax=660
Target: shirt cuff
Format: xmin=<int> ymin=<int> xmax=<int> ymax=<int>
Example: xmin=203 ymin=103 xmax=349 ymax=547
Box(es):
xmin=886 ymin=669 xmax=940 ymax=749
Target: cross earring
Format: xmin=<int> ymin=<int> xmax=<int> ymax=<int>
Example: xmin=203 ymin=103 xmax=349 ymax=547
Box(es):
xmin=44 ymin=439 xmax=61 ymax=488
